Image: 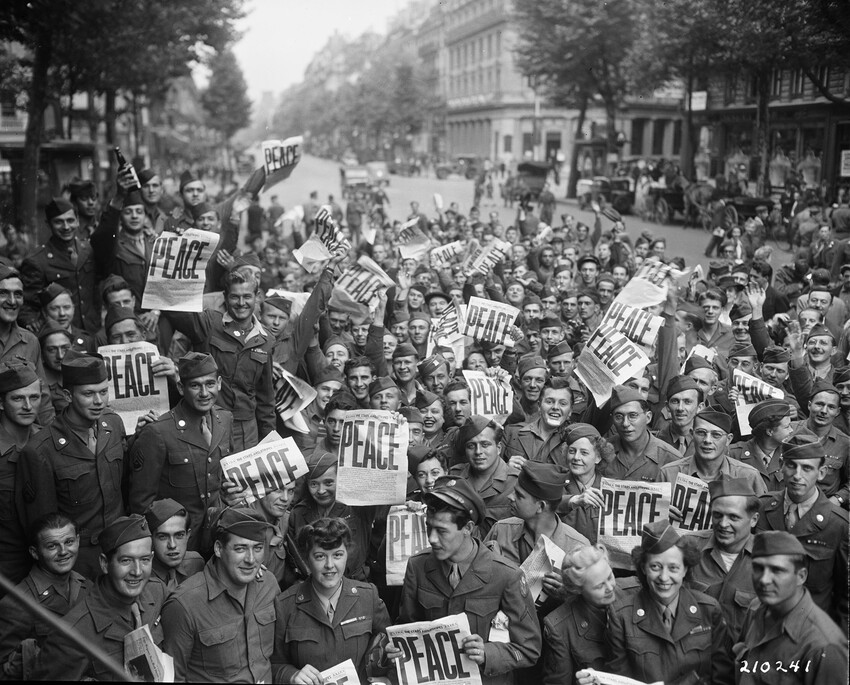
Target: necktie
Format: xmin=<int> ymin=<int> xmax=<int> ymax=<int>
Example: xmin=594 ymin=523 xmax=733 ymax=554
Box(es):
xmin=67 ymin=244 xmax=78 ymax=264
xmin=87 ymin=426 xmax=98 ymax=454
xmin=785 ymin=504 xmax=798 ymax=529
xmin=167 ymin=569 xmax=179 ymax=592
xmin=662 ymin=606 xmax=673 ymax=632
xmin=200 ymin=416 xmax=212 ymax=446
xmin=327 ymin=602 xmax=335 ymax=621
xmin=763 ymin=453 xmax=771 ymax=469
xmin=448 ymin=563 xmax=461 ymax=589
xmin=130 ymin=602 xmax=143 ymax=629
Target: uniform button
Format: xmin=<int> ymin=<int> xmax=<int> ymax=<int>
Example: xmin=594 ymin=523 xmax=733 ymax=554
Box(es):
xmin=351 ymin=587 xmax=357 ymax=594
xmin=689 ymin=605 xmax=697 ymax=614
xmin=47 ymin=253 xmax=53 ymax=258
xmin=234 ymin=331 xmax=241 ymax=337
xmin=102 ymin=421 xmax=108 ymax=427
xmin=297 ymin=595 xmax=304 ymax=601
xmin=178 ymin=420 xmax=185 ymax=427
xmin=816 ymin=514 xmax=824 ymax=522
xmin=636 ymin=609 xmax=645 ymax=617
xmin=183 ymin=458 xmax=188 ymax=463
xmin=580 ymin=621 xmax=588 ymax=629
xmin=208 ymin=458 xmax=212 ymax=463
xmin=58 ymin=438 xmax=66 ymax=445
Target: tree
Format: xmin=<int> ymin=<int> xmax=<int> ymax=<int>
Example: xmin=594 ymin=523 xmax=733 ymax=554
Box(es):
xmin=202 ymin=48 xmax=251 ymax=181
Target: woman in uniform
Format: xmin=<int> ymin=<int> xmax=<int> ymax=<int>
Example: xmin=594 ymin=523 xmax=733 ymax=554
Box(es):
xmin=561 ymin=424 xmax=614 ymax=544
xmin=273 ymin=518 xmax=391 ymax=684
xmin=603 ymin=521 xmax=734 ymax=685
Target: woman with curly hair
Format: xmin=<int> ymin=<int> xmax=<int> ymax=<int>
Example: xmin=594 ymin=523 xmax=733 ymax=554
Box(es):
xmin=560 ymin=424 xmax=615 ymax=544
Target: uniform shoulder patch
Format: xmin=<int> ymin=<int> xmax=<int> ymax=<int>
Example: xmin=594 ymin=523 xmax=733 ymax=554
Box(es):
xmin=23 ymin=481 xmax=36 ymax=503
xmin=132 ymin=450 xmax=146 ymax=471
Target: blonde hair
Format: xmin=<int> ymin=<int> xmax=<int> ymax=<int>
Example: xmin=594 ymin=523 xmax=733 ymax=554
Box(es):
xmin=561 ymin=544 xmax=610 ymax=592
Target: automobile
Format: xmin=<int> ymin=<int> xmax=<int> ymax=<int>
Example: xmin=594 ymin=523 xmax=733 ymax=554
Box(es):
xmin=340 ymin=166 xmax=370 ymax=199
xmin=436 ymin=154 xmax=484 ymax=180
xmin=366 ymin=161 xmax=390 ymax=187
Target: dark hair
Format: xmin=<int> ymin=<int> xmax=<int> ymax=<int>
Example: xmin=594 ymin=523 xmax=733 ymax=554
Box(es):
xmin=344 ymin=356 xmax=376 ymax=377
xmin=425 ymin=499 xmax=472 ymax=530
xmin=414 ymin=450 xmax=448 ymax=473
xmin=699 ymin=288 xmax=727 ymax=308
xmin=462 ymin=350 xmax=488 ymax=370
xmin=29 ymin=512 xmax=77 ymax=547
xmin=750 ymin=259 xmax=773 ymax=281
xmin=443 ymin=380 xmax=471 ymax=398
xmin=224 ymin=268 xmax=259 ymax=296
xmin=297 ymin=517 xmax=352 ymax=556
xmin=101 ymin=278 xmax=132 ymax=305
xmin=540 ymin=377 xmax=573 ymax=404
xmin=324 ymin=393 xmax=358 ymax=417
xmin=677 ymin=310 xmax=704 ymax=332
xmin=631 ymin=537 xmax=701 ymax=588
xmin=752 ymin=414 xmax=787 ymax=441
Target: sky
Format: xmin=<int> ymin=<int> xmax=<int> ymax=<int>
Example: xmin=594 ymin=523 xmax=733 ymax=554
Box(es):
xmin=231 ymin=0 xmax=405 ymax=102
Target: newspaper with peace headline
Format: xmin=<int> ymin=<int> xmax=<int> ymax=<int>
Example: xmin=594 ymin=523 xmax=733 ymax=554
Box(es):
xmin=397 ymin=218 xmax=431 ymax=261
xmin=462 ymin=297 xmax=519 ymax=348
xmin=387 ymin=614 xmax=482 ymax=685
xmin=319 ymin=659 xmax=361 ymax=685
xmin=274 ymin=367 xmax=318 ymax=434
xmin=261 ymin=135 xmax=303 ymax=189
xmin=461 ymin=370 xmax=511 ymax=419
xmin=732 ymin=368 xmax=785 ymax=435
xmin=601 ymin=301 xmax=664 ymax=354
xmin=574 ymin=326 xmax=650 ymax=406
xmin=519 ymin=534 xmax=567 ymax=603
xmin=219 ymin=435 xmax=308 ymax=504
xmin=142 ymin=228 xmax=219 ymax=312
xmin=598 ymin=478 xmax=671 ymax=569
xmin=468 ymin=239 xmax=511 ymax=275
xmin=430 ymin=241 xmax=465 ymax=268
xmin=293 ymin=205 xmax=352 ymax=273
xmin=336 ymin=255 xmax=396 ymax=306
xmin=672 ymin=473 xmax=713 ymax=538
xmin=612 ymin=258 xmax=685 ymax=308
xmin=124 ymin=625 xmax=174 ymax=682
xmin=336 ymin=410 xmax=410 ymax=506
xmin=386 ymin=505 xmax=430 ymax=585
xmin=99 ymin=342 xmax=170 ymax=433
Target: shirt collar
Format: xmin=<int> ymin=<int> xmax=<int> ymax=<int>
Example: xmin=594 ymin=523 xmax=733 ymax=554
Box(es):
xmin=222 ymin=312 xmax=266 ymax=340
xmin=29 ymin=565 xmax=71 ymax=599
xmin=785 ymin=488 xmax=820 ymax=518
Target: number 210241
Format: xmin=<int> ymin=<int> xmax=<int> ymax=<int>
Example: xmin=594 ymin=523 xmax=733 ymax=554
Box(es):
xmin=739 ymin=660 xmax=812 ymax=674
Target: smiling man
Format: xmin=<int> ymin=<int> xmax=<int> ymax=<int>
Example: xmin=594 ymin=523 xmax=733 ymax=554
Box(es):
xmin=755 ymin=436 xmax=849 ymax=630
xmin=736 ymin=531 xmax=848 ymax=681
xmin=162 ymin=507 xmax=278 ymax=683
xmin=504 ymin=378 xmax=572 ymax=467
xmin=656 ymin=375 xmax=704 ymax=457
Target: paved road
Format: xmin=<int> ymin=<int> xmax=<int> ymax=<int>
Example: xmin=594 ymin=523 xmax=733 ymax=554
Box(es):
xmin=260 ymin=154 xmax=791 ymax=273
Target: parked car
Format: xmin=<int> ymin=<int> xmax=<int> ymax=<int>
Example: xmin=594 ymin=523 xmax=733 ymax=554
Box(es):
xmin=436 ymin=155 xmax=484 ymax=180
xmin=366 ymin=161 xmax=390 ymax=187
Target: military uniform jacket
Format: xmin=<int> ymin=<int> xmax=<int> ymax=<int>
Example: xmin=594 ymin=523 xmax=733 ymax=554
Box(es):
xmin=788 ymin=421 xmax=850 ymax=501
xmin=734 ymin=590 xmax=848 ymax=685
xmin=168 ymin=310 xmax=275 ymax=437
xmin=608 ymin=433 xmax=682 ymax=482
xmin=562 ymin=473 xmax=602 ymax=544
xmin=129 ymin=401 xmax=233 ymax=549
xmin=659 ymin=453 xmax=767 ymax=496
xmin=502 ymin=417 xmax=569 ymax=467
xmin=399 ymin=540 xmax=542 ymax=685
xmin=728 ymin=439 xmax=784 ymax=493
xmin=0 ymin=322 xmax=56 ymax=426
xmin=0 ymin=422 xmax=38 ymax=585
xmin=19 ymin=235 xmax=100 ymax=332
xmin=31 ymin=576 xmax=166 ymax=681
xmin=449 ymin=460 xmax=518 ymax=537
xmin=689 ymin=535 xmax=756 ymax=639
xmin=607 ymin=585 xmax=734 ymax=685
xmin=273 ymin=577 xmax=391 ymax=683
xmin=91 ymin=206 xmax=156 ymax=304
xmin=273 ymin=269 xmax=334 ymax=374
xmin=755 ymin=490 xmax=849 ymax=630
xmin=161 ymin=560 xmax=279 ymax=683
xmin=18 ymin=409 xmax=127 ymax=546
xmin=483 ymin=516 xmax=589 ymax=567
xmin=151 ymin=551 xmax=205 ymax=591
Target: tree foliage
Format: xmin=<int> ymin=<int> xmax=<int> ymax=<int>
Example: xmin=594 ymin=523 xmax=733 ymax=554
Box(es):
xmin=202 ymin=49 xmax=252 ymax=139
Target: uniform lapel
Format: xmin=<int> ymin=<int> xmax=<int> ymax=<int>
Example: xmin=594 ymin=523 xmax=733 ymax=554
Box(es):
xmin=670 ymin=586 xmax=704 ymax=642
xmin=424 ymin=552 xmax=454 ymax=597
xmin=207 ymin=407 xmax=226 ymax=453
xmin=296 ymin=582 xmax=331 ymax=626
xmin=632 ymin=590 xmax=671 ymax=643
xmin=790 ymin=492 xmax=830 ymax=536
xmin=517 ymin=424 xmax=540 ymax=461
xmin=172 ymin=403 xmax=209 ymax=451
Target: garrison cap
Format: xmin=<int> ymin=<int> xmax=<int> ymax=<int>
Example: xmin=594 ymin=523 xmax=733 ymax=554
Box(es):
xmin=67 ymin=177 xmax=96 ymax=199
xmin=418 ymin=354 xmax=448 ymax=379
xmin=752 ymin=531 xmax=807 ymax=558
xmin=423 ymin=476 xmax=486 ymax=525
xmin=547 ymin=341 xmax=573 ymax=359
xmin=0 ymin=362 xmax=39 ymax=394
xmin=577 ymin=289 xmax=601 ymax=305
xmin=122 ymin=190 xmax=144 ymax=209
xmin=729 ymin=342 xmax=758 ymax=359
xmin=576 ymin=254 xmax=600 ymax=269
xmin=564 ymin=422 xmax=601 ymax=444
xmin=809 ymin=378 xmax=839 ymax=400
xmin=805 ymin=323 xmax=835 ymax=344
xmin=684 ymin=355 xmax=714 ymax=373
xmin=179 ymin=169 xmax=201 ymax=191
xmin=762 ymin=346 xmax=790 ymax=364
xmin=104 ymin=305 xmax=138 ymax=333
xmin=38 ymin=282 xmax=70 ymax=308
xmin=694 ymin=409 xmax=732 ymax=433
xmin=313 ymin=365 xmax=344 ymax=386
xmin=368 ymin=376 xmax=397 ymax=397
xmin=610 ymin=385 xmax=644 ymax=410
xmin=233 ymin=253 xmax=261 ymax=270
xmin=307 ymin=452 xmax=339 ymax=480
xmin=781 ymin=435 xmax=825 ymax=461
xmin=138 ymin=168 xmax=158 ymax=186
xmin=178 ymin=352 xmax=218 ymax=380
xmin=414 ymin=389 xmax=441 ymax=410
xmin=100 ymin=514 xmax=150 ymax=555
xmin=708 ymin=477 xmax=756 ymax=500
xmin=263 ymin=296 xmax=292 ymax=316
xmin=748 ymin=399 xmax=790 ymax=427
xmin=144 ymin=498 xmax=188 ymax=532
xmin=393 ymin=343 xmax=419 ymax=360
xmin=729 ymin=302 xmax=753 ymax=321
xmin=458 ymin=415 xmax=496 ymax=446
xmin=517 ymin=461 xmax=567 ymax=501
xmin=407 ymin=444 xmax=434 ymax=474
xmin=190 ymin=201 xmax=217 ymax=221
xmin=833 ymin=366 xmax=850 ymax=385
xmin=424 ymin=291 xmax=451 ymax=306
xmin=517 ymin=355 xmax=547 ymax=379
xmin=61 ymin=351 xmax=107 ymax=387
xmin=45 ymin=198 xmax=75 ymax=222
xmin=408 ymin=312 xmax=432 ymax=326
xmin=216 ymin=507 xmax=272 ymax=543
xmin=37 ymin=319 xmax=73 ymax=344
xmin=666 ymin=375 xmax=700 ymax=399
xmin=553 ymin=264 xmax=572 ymax=276
xmin=640 ymin=520 xmax=680 ymax=555
xmin=522 ymin=294 xmax=543 ymax=307
xmin=399 ymin=406 xmax=424 ymax=424
xmin=539 ymin=315 xmax=562 ymax=330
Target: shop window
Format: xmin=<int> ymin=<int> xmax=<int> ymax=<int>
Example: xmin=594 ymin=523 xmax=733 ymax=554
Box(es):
xmin=522 ymin=132 xmax=534 ymax=154
xmin=504 ymin=134 xmax=512 ymax=153
xmin=673 ymin=120 xmax=682 ymax=155
xmin=724 ymin=75 xmax=736 ymax=104
xmin=652 ymin=120 xmax=666 ymax=156
xmin=631 ymin=119 xmax=645 ymax=155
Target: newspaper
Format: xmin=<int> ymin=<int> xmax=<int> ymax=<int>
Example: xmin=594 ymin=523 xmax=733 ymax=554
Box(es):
xmin=336 ymin=255 xmax=396 ymax=305
xmin=598 ymin=478 xmax=671 ymax=569
xmin=601 ymin=302 xmax=664 ymax=353
xmin=386 ymin=505 xmax=430 ymax=585
xmin=274 ymin=367 xmax=318 ymax=423
xmin=220 ymin=437 xmax=308 ymax=504
xmin=124 ymin=625 xmax=174 ymax=682
xmin=469 ymin=239 xmax=510 ymax=275
xmin=462 ymin=297 xmax=520 ymax=348
xmin=519 ymin=534 xmax=567 ymax=602
xmin=461 ymin=370 xmax=510 ymax=418
xmin=336 ymin=410 xmax=410 ymax=506
xmin=672 ymin=473 xmax=713 ymax=538
xmin=142 ymin=229 xmax=220 ymax=312
xmin=99 ymin=342 xmax=169 ymax=433
xmin=293 ymin=205 xmax=351 ymax=273
xmin=319 ymin=658 xmax=361 ymax=685
xmin=387 ymin=614 xmax=482 ymax=685
xmin=261 ymin=135 xmax=303 ymax=189
xmin=582 ymin=669 xmax=663 ymax=685
xmin=612 ymin=259 xmax=684 ymax=308
xmin=732 ymin=369 xmax=785 ymax=435
xmin=430 ymin=241 xmax=464 ymax=268
xmin=574 ymin=326 xmax=650 ymax=406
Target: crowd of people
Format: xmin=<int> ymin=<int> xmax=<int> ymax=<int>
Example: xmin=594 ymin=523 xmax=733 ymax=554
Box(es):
xmin=0 ymin=157 xmax=847 ymax=685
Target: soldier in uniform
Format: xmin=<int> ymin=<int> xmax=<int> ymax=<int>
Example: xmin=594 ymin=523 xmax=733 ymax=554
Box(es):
xmin=689 ymin=477 xmax=760 ymax=637
xmin=503 ymin=378 xmax=573 ymax=468
xmin=273 ymin=517 xmax=392 ymax=684
xmin=19 ymin=198 xmax=99 ymax=333
xmin=129 ymin=352 xmax=235 ymax=551
xmin=389 ymin=477 xmax=542 ymax=685
xmin=0 ymin=362 xmax=42 ymax=587
xmin=449 ymin=416 xmax=518 ymax=536
xmin=143 ymin=498 xmax=204 ymax=591
xmin=31 ymin=283 xmax=94 ymax=352
xmin=37 ymin=321 xmax=72 ymax=415
xmin=754 ymin=435 xmax=849 ymax=631
xmin=734 ymin=531 xmax=848 ymax=683
xmin=728 ymin=398 xmax=794 ymax=492
xmin=606 ymin=521 xmax=734 ymax=685
xmin=18 ymin=352 xmax=127 ymax=578
xmin=0 ymin=513 xmax=91 ymax=680
xmin=161 ymin=508 xmax=279 ymax=683
xmin=31 ymin=514 xmax=167 ymax=681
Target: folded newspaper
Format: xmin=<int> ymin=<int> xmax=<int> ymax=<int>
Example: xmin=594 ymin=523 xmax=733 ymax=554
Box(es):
xmin=124 ymin=625 xmax=174 ymax=682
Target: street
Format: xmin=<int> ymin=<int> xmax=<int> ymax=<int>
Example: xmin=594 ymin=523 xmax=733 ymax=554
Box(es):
xmin=263 ymin=154 xmax=791 ymax=273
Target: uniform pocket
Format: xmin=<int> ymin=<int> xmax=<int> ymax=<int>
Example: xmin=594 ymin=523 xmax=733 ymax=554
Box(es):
xmin=56 ymin=463 xmax=96 ymax=505
xmin=254 ymin=605 xmax=276 ymax=657
xmin=166 ymin=451 xmax=197 ymax=489
xmin=418 ymin=590 xmax=445 ymax=620
xmin=0 ymin=473 xmax=16 ymax=521
xmin=341 ymin=616 xmax=372 ymax=639
xmin=198 ymin=621 xmax=241 ymax=676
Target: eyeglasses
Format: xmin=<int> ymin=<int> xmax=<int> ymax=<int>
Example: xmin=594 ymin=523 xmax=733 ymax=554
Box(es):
xmin=694 ymin=429 xmax=726 ymax=440
xmin=612 ymin=412 xmax=643 ymax=424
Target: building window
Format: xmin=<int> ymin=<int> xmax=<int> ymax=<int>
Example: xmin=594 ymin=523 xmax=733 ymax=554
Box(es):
xmin=771 ymin=69 xmax=782 ymax=97
xmin=0 ymin=95 xmax=16 ymax=118
xmin=631 ymin=119 xmax=645 ymax=155
xmin=504 ymin=134 xmax=512 ymax=153
xmin=790 ymin=69 xmax=804 ymax=96
xmin=816 ymin=66 xmax=830 ymax=91
xmin=522 ymin=132 xmax=534 ymax=154
xmin=673 ymin=120 xmax=682 ymax=154
xmin=652 ymin=120 xmax=666 ymax=156
xmin=487 ymin=34 xmax=492 ymax=58
xmin=725 ymin=75 xmax=736 ymax=104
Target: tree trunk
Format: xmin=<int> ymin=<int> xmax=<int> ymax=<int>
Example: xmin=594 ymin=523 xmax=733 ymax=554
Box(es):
xmin=566 ymin=94 xmax=589 ymax=199
xmin=104 ymin=89 xmax=117 ymax=186
xmin=754 ymin=71 xmax=770 ymax=197
xmin=87 ymin=90 xmax=102 ymax=194
xmin=20 ymin=31 xmax=52 ymax=235
xmin=680 ymin=55 xmax=695 ymax=180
